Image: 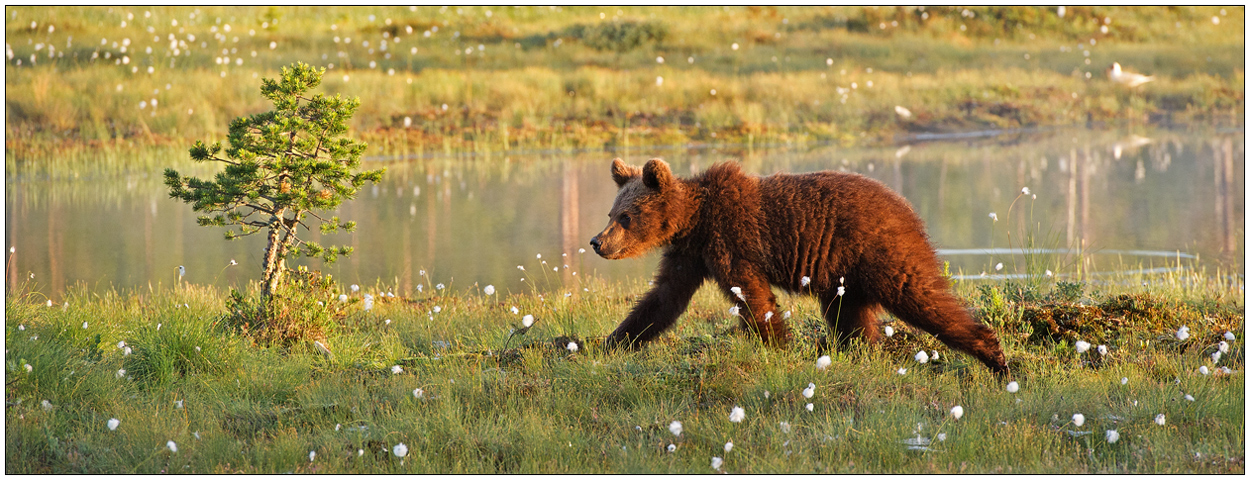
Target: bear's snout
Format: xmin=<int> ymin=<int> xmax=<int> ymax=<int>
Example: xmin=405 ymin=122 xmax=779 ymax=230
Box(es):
xmin=589 ymin=232 xmax=621 ymax=259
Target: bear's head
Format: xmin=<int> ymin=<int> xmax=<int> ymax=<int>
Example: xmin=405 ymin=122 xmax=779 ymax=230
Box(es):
xmin=590 ymin=158 xmax=694 ymax=259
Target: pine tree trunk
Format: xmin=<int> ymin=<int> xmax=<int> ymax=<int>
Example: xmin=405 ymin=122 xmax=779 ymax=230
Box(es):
xmin=261 ymin=211 xmax=286 ymax=299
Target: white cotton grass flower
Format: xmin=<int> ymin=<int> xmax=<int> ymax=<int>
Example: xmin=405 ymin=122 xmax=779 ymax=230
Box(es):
xmin=729 ymin=406 xmax=746 ymax=423
xmin=1184 ymin=394 xmax=1195 ymax=402
xmin=117 ymin=340 xmax=126 ymax=349
xmin=1021 ymin=187 xmax=1031 ymax=195
xmin=1175 ymin=325 xmax=1190 ymax=341
xmin=805 ymin=403 xmax=814 ymax=412
xmin=884 ymin=325 xmax=895 ymax=337
xmin=567 ymin=341 xmax=578 ymax=352
xmin=393 ymin=443 xmax=409 ymax=457
xmin=989 ymin=212 xmax=998 ymax=222
xmin=915 ymin=350 xmax=929 ymax=364
xmin=897 ymin=367 xmax=907 ymax=375
xmin=1046 ymin=269 xmax=1054 ymax=277
xmin=107 ymin=418 xmax=121 ymax=430
xmin=711 ymin=456 xmax=724 ymax=470
xmin=995 ymin=262 xmax=1003 ymax=271
xmin=667 ymin=443 xmax=677 ymax=452
xmin=309 ymin=450 xmax=316 ymax=462
xmin=930 ymin=350 xmax=939 ymax=360
xmin=413 ymin=388 xmax=425 ymax=399
xmin=351 ymin=284 xmax=360 ymax=293
xmin=1006 ymin=381 xmax=1019 ymax=393
xmin=950 ymin=405 xmax=964 ymax=420
xmin=1105 ymin=430 xmax=1119 ymax=443
xmin=1121 ymin=377 xmax=1128 ymax=385
xmin=83 ymin=321 xmax=89 ymax=329
xmin=522 ymin=315 xmax=535 ymax=328
xmin=1212 ymin=351 xmax=1223 ymax=363
xmin=510 ymin=306 xmax=520 ymax=315
xmin=432 ymin=306 xmax=442 ymax=314
xmin=800 ymin=276 xmax=811 ymax=287
xmin=42 ymin=400 xmax=52 ymax=411
xmin=1072 ymin=413 xmax=1085 ymax=427
xmin=783 ymin=310 xmax=792 ymax=319
xmin=167 ymin=440 xmax=178 ymax=452
xmin=175 ymin=400 xmax=183 ymax=409
xmin=391 ymin=365 xmax=403 ymax=375
xmin=1097 ymin=344 xmax=1108 ymax=356
xmin=1199 ymin=366 xmax=1210 ymax=375
xmin=816 ymin=355 xmax=832 ymax=371
xmin=724 ymin=441 xmax=734 ymax=453
xmin=729 ymin=305 xmax=741 ymax=316
xmin=338 ymin=294 xmax=348 ymax=303
xmin=730 ymin=286 xmax=744 ymax=300
xmin=1218 ymin=341 xmax=1229 ymax=353
xmin=1154 ymin=414 xmax=1166 ymax=426
xmin=484 ymin=285 xmax=495 ymax=295
xmin=116 ymin=369 xmax=127 ymax=379
xmin=837 ymin=286 xmax=845 ymax=296
xmin=1074 ymin=340 xmax=1091 ymax=353
xmin=436 ymin=283 xmax=445 ymax=290
xmin=24 ymin=364 xmax=32 ymax=372
xmin=669 ymin=420 xmax=683 ymax=436
xmin=802 ymin=383 xmax=815 ymax=398
xmin=1224 ymin=331 xmax=1236 ymax=341
xmin=363 ymin=294 xmax=374 ymax=310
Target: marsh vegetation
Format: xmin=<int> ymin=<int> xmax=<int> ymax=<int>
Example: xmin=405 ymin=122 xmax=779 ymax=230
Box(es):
xmin=4 ymin=6 xmax=1245 ymax=474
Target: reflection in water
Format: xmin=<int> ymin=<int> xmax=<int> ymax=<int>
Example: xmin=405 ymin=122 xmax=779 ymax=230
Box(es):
xmin=5 ymin=129 xmax=1244 ymax=300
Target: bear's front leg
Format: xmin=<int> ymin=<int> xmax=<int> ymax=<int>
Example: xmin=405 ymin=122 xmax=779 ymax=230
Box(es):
xmin=606 ymin=254 xmax=708 ymax=348
xmin=717 ymin=273 xmax=791 ymax=347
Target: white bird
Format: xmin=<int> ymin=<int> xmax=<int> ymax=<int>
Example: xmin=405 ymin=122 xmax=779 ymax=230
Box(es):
xmin=1107 ymin=62 xmax=1154 ymax=88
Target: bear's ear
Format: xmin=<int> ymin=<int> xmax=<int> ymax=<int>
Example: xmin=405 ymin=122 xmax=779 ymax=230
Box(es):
xmin=642 ymin=158 xmax=673 ymax=191
xmin=611 ymin=158 xmax=640 ymax=187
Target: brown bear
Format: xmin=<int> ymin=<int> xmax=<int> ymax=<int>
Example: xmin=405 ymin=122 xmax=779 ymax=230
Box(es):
xmin=591 ymin=158 xmax=1009 ymax=374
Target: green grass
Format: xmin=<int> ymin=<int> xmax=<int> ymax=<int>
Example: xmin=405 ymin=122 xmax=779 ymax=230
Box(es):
xmin=6 ymin=266 xmax=1243 ymax=473
xmin=5 ymin=6 xmax=1244 ymax=168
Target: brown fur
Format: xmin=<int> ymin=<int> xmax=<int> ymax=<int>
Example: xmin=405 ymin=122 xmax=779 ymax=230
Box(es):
xmin=591 ymin=158 xmax=1009 ymax=374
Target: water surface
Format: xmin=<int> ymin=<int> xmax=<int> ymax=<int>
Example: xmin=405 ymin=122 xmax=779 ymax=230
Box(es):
xmin=6 ymin=128 xmax=1243 ymax=300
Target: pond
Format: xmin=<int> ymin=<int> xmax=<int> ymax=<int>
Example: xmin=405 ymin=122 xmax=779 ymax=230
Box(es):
xmin=5 ymin=128 xmax=1244 ymax=301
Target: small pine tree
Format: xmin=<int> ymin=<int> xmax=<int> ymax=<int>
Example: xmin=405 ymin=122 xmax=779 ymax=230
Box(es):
xmin=165 ymin=62 xmax=384 ymax=299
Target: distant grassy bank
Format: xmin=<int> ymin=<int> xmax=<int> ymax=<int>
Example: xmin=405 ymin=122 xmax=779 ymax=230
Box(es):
xmin=5 ymin=264 xmax=1244 ymax=473
xmin=4 ymin=6 xmax=1244 ymax=164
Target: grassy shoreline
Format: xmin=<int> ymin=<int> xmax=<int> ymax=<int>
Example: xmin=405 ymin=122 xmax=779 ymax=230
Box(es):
xmin=5 ymin=267 xmax=1244 ymax=473
xmin=5 ymin=6 xmax=1244 ymax=166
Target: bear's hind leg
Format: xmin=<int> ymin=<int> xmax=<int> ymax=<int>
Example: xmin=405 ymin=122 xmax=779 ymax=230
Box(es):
xmin=819 ymin=293 xmax=883 ymax=348
xmin=885 ymin=282 xmax=1009 ymax=374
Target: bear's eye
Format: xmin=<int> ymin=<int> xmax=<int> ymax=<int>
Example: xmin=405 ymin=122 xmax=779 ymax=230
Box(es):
xmin=618 ymin=213 xmax=632 ymax=228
